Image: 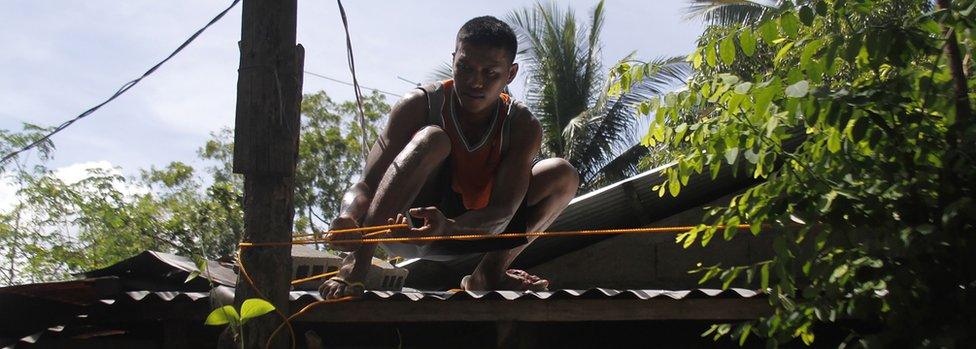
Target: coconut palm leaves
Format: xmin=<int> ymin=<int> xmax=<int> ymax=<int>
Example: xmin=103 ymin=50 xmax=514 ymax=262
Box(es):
xmin=509 ymin=1 xmax=691 ymax=191
xmin=685 ymin=0 xmax=781 ymax=26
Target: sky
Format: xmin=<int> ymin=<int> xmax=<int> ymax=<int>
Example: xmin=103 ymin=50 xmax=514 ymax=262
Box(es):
xmin=0 ymin=0 xmax=704 ymax=204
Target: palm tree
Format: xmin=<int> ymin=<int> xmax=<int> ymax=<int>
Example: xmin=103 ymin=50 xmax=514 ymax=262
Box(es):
xmin=684 ymin=0 xmax=779 ymax=26
xmin=508 ymin=1 xmax=690 ymax=192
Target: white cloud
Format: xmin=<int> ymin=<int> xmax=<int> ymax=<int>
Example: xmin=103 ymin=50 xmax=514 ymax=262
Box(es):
xmin=53 ymin=160 xmax=149 ymax=197
xmin=0 ymin=176 xmax=17 ymax=212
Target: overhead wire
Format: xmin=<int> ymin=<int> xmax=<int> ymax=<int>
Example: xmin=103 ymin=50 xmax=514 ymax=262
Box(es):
xmin=336 ymin=0 xmax=371 ymax=163
xmin=0 ymin=0 xmax=243 ymax=165
xmin=303 ymin=70 xmax=400 ymax=97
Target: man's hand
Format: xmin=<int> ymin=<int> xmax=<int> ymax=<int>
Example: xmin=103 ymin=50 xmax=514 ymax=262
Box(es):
xmin=407 ymin=206 xmax=452 ymax=240
xmin=326 ymin=215 xmax=361 ymax=252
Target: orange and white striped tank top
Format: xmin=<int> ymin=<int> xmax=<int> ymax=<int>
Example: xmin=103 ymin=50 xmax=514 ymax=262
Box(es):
xmin=418 ymin=79 xmax=515 ymax=210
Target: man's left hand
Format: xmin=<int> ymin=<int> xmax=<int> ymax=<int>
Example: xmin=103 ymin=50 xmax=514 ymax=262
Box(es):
xmin=407 ymin=206 xmax=452 ymax=241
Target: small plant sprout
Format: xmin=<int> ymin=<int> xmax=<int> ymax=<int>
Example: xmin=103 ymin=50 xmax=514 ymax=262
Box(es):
xmin=205 ymin=298 xmax=276 ymax=349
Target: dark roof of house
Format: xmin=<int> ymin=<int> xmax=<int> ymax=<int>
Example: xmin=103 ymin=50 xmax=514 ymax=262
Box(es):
xmin=1 ymin=162 xmax=770 ymax=347
xmin=0 ymin=249 xmax=768 ymax=346
xmin=2 ymin=274 xmax=767 ymax=346
xmin=403 ymin=162 xmax=759 ymax=289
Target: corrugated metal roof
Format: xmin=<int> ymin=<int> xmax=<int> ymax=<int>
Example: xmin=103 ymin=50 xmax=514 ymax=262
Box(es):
xmin=404 ymin=163 xmax=760 ymax=289
xmin=104 ymin=286 xmax=760 ymax=304
xmin=9 ymin=287 xmax=767 ymax=347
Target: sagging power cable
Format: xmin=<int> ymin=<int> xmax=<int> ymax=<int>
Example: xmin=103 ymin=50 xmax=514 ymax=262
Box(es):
xmin=303 ymin=70 xmax=400 ymax=97
xmin=336 ymin=0 xmax=371 ymax=163
xmin=0 ymin=0 xmax=242 ymax=165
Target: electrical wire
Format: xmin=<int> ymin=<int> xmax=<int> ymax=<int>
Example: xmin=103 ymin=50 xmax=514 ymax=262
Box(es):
xmin=303 ymin=70 xmax=400 ymax=97
xmin=0 ymin=0 xmax=242 ymax=165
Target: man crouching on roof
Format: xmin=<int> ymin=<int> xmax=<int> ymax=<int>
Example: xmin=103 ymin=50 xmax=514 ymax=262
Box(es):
xmin=320 ymin=16 xmax=579 ymax=299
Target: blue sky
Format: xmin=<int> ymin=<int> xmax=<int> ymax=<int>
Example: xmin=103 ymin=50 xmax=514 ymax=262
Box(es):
xmin=0 ymin=0 xmax=703 ymax=189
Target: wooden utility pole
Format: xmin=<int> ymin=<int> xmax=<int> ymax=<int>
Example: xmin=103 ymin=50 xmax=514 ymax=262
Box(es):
xmin=232 ymin=0 xmax=303 ymax=347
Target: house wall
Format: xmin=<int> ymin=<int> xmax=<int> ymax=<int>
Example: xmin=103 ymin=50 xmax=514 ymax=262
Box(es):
xmin=527 ymin=194 xmax=775 ymax=290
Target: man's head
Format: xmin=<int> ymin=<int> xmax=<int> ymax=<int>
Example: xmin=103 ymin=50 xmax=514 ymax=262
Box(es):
xmin=452 ymin=16 xmax=519 ymax=114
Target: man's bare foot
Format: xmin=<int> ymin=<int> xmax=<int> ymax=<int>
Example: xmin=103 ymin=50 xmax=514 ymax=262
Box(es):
xmin=460 ymin=269 xmax=549 ymax=291
xmin=327 ymin=216 xmax=362 ymax=252
xmin=318 ymin=276 xmax=365 ymax=299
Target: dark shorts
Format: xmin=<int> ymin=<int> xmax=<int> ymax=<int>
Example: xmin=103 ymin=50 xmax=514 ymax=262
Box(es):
xmin=380 ymin=165 xmax=531 ymax=261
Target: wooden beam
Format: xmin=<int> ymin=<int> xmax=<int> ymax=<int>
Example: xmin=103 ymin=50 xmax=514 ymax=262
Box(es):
xmin=295 ymin=298 xmax=770 ymax=323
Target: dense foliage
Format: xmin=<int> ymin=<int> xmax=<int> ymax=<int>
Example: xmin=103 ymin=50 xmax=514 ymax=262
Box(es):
xmin=614 ymin=0 xmax=975 ymax=346
xmin=0 ymin=91 xmax=385 ymax=285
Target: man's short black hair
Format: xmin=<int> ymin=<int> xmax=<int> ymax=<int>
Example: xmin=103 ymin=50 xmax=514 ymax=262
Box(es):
xmin=456 ymin=16 xmax=518 ymax=63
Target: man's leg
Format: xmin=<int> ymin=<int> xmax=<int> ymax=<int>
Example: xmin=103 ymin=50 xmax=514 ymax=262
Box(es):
xmin=464 ymin=158 xmax=579 ymax=290
xmin=321 ymin=126 xmax=452 ymax=299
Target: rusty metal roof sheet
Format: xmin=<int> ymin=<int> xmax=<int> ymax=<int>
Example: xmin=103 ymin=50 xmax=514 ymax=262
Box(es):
xmin=104 ymin=286 xmax=760 ymax=304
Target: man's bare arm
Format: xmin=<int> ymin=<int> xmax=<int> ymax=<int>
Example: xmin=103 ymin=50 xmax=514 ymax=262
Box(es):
xmin=336 ymin=90 xmax=428 ymax=224
xmin=448 ymin=109 xmax=542 ymax=235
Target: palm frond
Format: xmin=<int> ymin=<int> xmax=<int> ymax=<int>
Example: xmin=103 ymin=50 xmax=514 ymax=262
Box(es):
xmin=427 ymin=62 xmax=454 ymax=83
xmin=585 ymin=143 xmax=650 ymax=191
xmin=570 ymin=56 xmax=691 ymax=184
xmin=507 ymin=1 xmax=602 ymax=157
xmin=684 ymin=0 xmax=778 ymax=26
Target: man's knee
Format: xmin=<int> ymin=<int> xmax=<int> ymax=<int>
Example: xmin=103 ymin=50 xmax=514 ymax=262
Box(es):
xmin=406 ymin=126 xmax=451 ymax=159
xmin=535 ymin=158 xmax=580 ymax=191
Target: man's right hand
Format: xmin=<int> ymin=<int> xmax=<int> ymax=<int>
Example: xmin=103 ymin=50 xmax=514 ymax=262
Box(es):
xmin=326 ymin=215 xmax=362 ymax=252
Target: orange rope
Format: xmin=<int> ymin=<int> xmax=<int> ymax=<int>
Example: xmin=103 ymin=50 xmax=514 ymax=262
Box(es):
xmin=290 ymin=270 xmax=338 ymax=286
xmin=235 ymin=223 xmax=754 ymax=348
xmin=267 ymin=296 xmax=356 ymax=347
xmin=234 ymin=248 xmax=297 ymax=349
xmin=245 ymin=224 xmax=753 ymax=248
xmin=290 ymin=223 xmax=408 ymax=238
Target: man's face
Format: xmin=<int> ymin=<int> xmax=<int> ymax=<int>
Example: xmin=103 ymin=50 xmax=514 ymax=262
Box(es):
xmin=452 ymin=41 xmax=518 ymax=114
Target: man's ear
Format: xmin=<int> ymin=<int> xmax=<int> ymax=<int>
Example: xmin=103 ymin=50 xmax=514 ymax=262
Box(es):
xmin=507 ymin=63 xmax=519 ymax=84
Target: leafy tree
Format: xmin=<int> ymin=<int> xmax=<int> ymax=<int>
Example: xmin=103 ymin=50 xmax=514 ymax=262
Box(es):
xmin=199 ymin=91 xmax=385 ymax=235
xmin=0 ymin=90 xmax=388 ymax=285
xmin=615 ymin=0 xmax=974 ymax=346
xmin=293 ymin=91 xmax=385 ymax=233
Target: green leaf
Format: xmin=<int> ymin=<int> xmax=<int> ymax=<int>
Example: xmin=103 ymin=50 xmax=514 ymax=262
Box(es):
xmin=691 ymin=48 xmax=703 ymax=69
xmin=705 ymin=43 xmax=718 ymax=67
xmin=733 ymin=82 xmax=753 ymax=94
xmin=744 ymin=149 xmax=759 ymax=164
xmin=800 ymin=39 xmax=824 ymax=71
xmin=760 ymin=263 xmax=770 ymax=289
xmin=753 ymin=84 xmax=777 ymax=118
xmin=827 ymin=130 xmax=842 ymax=153
xmin=780 ymin=12 xmax=800 ymax=37
xmin=799 ymin=6 xmax=815 ymax=26
xmin=739 ymin=323 xmax=753 ymax=346
xmin=759 ymin=20 xmax=779 ymax=43
xmin=815 ymin=1 xmax=828 ymax=16
xmin=184 ymin=270 xmax=200 ymax=284
xmin=785 ymin=80 xmax=810 ymax=98
xmin=830 ymin=264 xmax=849 ymax=283
xmin=774 ymin=42 xmax=795 ymax=66
xmin=668 ymin=178 xmax=681 ymax=197
xmin=739 ymin=29 xmax=757 ymax=57
xmin=240 ymin=298 xmax=276 ymax=324
xmin=720 ymin=36 xmax=736 ymax=65
xmin=205 ymin=305 xmax=240 ymax=326
xmin=800 ymin=328 xmax=815 ymax=345
xmin=724 ymin=147 xmax=739 ymax=165
xmin=849 ymin=116 xmax=869 ymax=142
